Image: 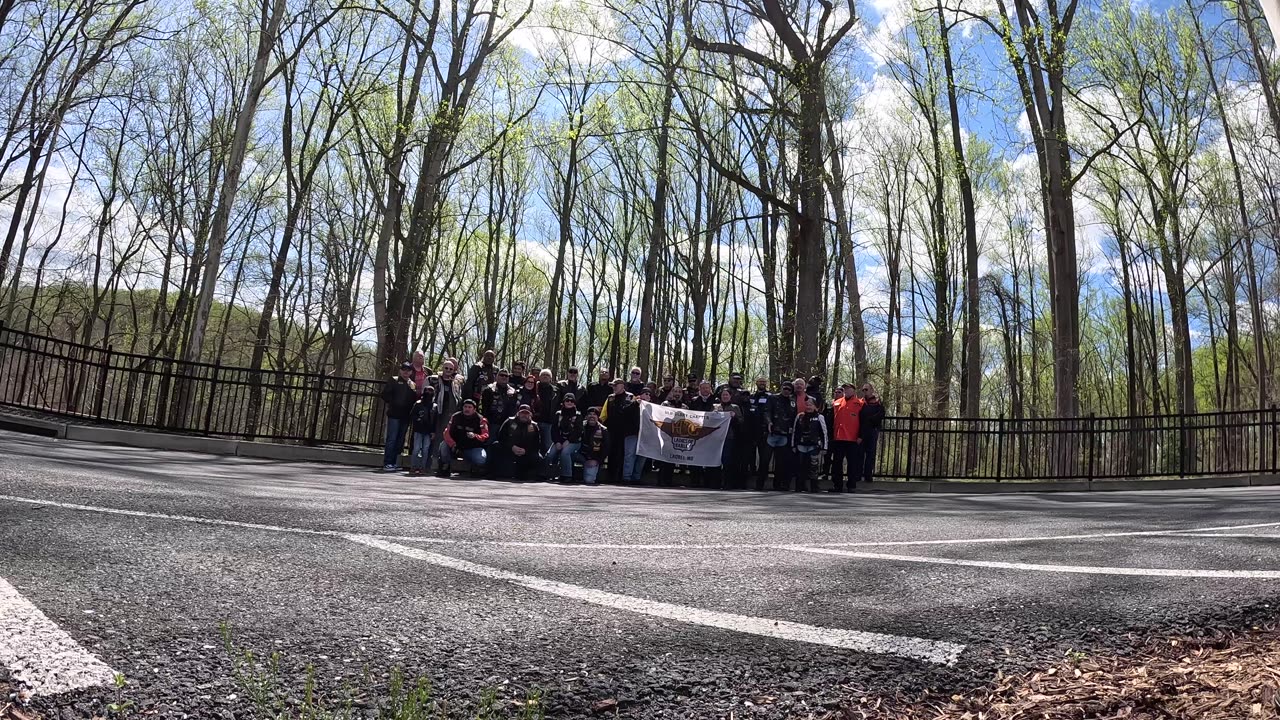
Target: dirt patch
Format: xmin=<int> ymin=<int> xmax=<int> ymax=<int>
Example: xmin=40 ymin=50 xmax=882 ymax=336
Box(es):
xmin=831 ymin=626 xmax=1280 ymax=720
xmin=1 ymin=672 xmax=38 ymax=720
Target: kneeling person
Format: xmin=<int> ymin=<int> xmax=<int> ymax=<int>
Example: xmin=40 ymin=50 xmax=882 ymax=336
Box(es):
xmin=440 ymin=399 xmax=489 ymax=477
xmin=576 ymin=407 xmax=610 ymax=486
xmin=499 ymin=404 xmax=543 ymax=481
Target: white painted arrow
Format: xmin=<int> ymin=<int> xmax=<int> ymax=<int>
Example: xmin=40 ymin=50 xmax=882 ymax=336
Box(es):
xmin=0 ymin=576 xmax=117 ymax=697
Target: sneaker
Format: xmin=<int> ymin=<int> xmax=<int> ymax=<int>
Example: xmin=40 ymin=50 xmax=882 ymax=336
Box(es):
xmin=383 ymin=464 xmax=398 ymax=472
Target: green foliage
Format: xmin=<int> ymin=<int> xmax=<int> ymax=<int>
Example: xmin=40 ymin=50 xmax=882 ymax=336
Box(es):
xmin=217 ymin=623 xmax=546 ymax=720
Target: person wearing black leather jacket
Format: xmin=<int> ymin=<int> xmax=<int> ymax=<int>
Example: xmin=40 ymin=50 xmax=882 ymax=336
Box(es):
xmin=600 ymin=380 xmax=633 ymax=482
xmin=656 ymin=388 xmax=687 ymax=487
xmin=546 ymin=396 xmax=583 ymax=482
xmin=381 ymin=362 xmax=417 ymax=471
xmin=537 ymin=370 xmax=560 ymax=451
xmin=498 ymin=404 xmax=542 ymax=481
xmin=766 ymin=383 xmax=798 ymax=490
xmin=745 ymin=377 xmax=773 ymax=489
xmin=791 ymin=395 xmax=829 ymax=493
xmin=408 ymin=385 xmax=439 ymax=476
xmin=857 ymin=386 xmax=887 ymax=484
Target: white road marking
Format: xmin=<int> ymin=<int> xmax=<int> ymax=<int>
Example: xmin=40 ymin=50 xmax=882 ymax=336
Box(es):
xmin=1167 ymin=533 xmax=1280 ymax=539
xmin=0 ymin=576 xmax=117 ymax=696
xmin=788 ymin=547 xmax=1280 ymax=579
xmin=2 ymin=493 xmax=1279 ymax=551
xmin=344 ymin=534 xmax=966 ymax=665
xmin=814 ymin=521 xmax=1280 ymax=549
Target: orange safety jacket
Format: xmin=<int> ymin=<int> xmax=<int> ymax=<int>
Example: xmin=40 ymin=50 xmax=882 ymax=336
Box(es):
xmin=832 ymin=396 xmax=864 ymax=442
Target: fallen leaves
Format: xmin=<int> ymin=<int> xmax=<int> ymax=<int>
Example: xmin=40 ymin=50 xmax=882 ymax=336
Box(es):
xmin=590 ymin=697 xmax=619 ymax=714
xmin=827 ymin=625 xmax=1280 ymax=720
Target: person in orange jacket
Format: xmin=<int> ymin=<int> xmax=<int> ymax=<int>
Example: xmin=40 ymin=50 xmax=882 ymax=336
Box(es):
xmin=829 ymin=382 xmax=865 ymax=493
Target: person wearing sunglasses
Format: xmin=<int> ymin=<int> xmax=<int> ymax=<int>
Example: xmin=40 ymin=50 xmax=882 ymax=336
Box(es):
xmin=829 ymin=382 xmax=865 ymax=493
xmin=625 ymin=366 xmax=647 ymax=395
xmin=765 ymin=383 xmax=798 ymax=490
xmin=856 ymin=384 xmax=886 ymax=484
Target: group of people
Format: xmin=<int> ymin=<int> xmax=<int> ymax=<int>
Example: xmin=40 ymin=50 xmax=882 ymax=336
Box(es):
xmin=379 ymin=350 xmax=886 ymax=492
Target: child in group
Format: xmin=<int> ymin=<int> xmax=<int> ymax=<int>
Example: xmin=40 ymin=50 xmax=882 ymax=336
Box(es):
xmin=577 ymin=407 xmax=610 ymax=486
xmin=408 ymin=385 xmax=439 ymax=476
xmin=791 ymin=395 xmax=829 ymax=492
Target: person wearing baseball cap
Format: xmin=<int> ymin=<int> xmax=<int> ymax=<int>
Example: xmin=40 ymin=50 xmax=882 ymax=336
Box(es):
xmin=464 ymin=349 xmax=497 ymax=403
xmin=829 ymin=381 xmax=865 ymax=493
xmin=747 ymin=376 xmax=773 ymax=489
xmin=440 ymin=398 xmax=489 ymax=477
xmin=617 ymin=387 xmax=650 ymax=484
xmin=684 ymin=371 xmax=700 ymax=400
xmin=380 ymin=361 xmax=418 ymax=471
xmin=498 ymin=404 xmax=542 ymax=481
xmin=600 ymin=378 xmax=633 ymax=483
xmin=547 ymin=394 xmax=584 ymax=482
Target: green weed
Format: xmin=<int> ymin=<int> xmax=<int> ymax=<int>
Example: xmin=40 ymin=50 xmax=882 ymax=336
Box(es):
xmin=219 ymin=623 xmax=546 ymax=720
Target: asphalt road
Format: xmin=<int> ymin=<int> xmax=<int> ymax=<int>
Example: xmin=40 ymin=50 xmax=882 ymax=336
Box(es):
xmin=1 ymin=428 xmax=1279 ymax=719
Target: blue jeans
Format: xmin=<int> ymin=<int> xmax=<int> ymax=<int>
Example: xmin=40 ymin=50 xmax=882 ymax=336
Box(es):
xmin=439 ymin=444 xmax=487 ymax=468
xmin=410 ymin=432 xmax=434 ymax=471
xmin=540 ymin=423 xmax=554 ymax=453
xmin=622 ymin=435 xmax=640 ymax=482
xmin=546 ymin=442 xmax=580 ymax=479
xmin=579 ymin=456 xmax=601 ymax=484
xmin=383 ymin=417 xmax=409 ymax=467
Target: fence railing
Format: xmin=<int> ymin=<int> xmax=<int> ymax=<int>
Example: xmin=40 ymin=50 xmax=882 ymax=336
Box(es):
xmin=0 ymin=322 xmax=388 ymax=448
xmin=1 ymin=322 xmax=1276 ymax=480
xmin=874 ymin=410 xmax=1276 ymax=480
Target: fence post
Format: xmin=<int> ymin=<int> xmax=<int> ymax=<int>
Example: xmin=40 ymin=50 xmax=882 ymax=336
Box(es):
xmin=1178 ymin=412 xmax=1188 ymax=477
xmin=306 ymin=373 xmax=324 ymax=446
xmin=94 ymin=344 xmax=111 ymax=420
xmin=994 ymin=414 xmax=1005 ymax=482
xmin=0 ymin=321 xmax=7 ymax=400
xmin=1259 ymin=407 xmax=1269 ymax=474
xmin=202 ymin=364 xmax=220 ymax=435
xmin=1086 ymin=412 xmax=1097 ymax=484
xmin=904 ymin=413 xmax=917 ymax=479
xmin=1264 ymin=399 xmax=1274 ymax=474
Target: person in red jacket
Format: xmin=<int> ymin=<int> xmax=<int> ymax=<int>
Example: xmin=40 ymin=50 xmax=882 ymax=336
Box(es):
xmin=829 ymin=382 xmax=865 ymax=493
xmin=440 ymin=399 xmax=489 ymax=477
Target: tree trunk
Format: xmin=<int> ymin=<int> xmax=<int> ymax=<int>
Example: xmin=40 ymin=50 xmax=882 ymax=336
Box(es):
xmin=183 ymin=0 xmax=288 ymax=367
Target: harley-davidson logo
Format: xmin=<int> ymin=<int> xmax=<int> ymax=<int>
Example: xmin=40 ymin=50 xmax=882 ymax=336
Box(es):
xmin=653 ymin=411 xmax=718 ymax=452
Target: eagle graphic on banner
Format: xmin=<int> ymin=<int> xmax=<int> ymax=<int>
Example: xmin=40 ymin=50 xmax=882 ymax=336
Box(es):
xmin=652 ymin=410 xmax=718 ymax=452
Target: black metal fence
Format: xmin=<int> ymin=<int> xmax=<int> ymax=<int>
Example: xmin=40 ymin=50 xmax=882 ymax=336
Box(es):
xmin=875 ymin=411 xmax=1276 ymax=480
xmin=1 ymin=321 xmax=1276 ymax=480
xmin=0 ymin=322 xmax=387 ymax=447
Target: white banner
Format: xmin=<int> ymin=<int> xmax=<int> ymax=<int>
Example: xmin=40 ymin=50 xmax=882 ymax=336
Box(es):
xmin=636 ymin=400 xmax=730 ymax=467
xmin=1263 ymin=0 xmax=1280 ymax=49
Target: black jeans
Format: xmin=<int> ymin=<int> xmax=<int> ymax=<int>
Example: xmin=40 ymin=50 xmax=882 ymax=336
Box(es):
xmin=830 ymin=440 xmax=859 ymax=490
xmin=770 ymin=440 xmax=794 ymax=490
xmin=793 ymin=447 xmax=820 ymax=492
xmin=859 ymin=433 xmax=879 ymax=483
xmin=607 ymin=438 xmax=627 ymax=483
xmin=753 ymin=435 xmax=772 ymax=489
xmin=510 ymin=451 xmax=542 ymax=481
xmin=658 ymin=461 xmax=676 ymax=486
